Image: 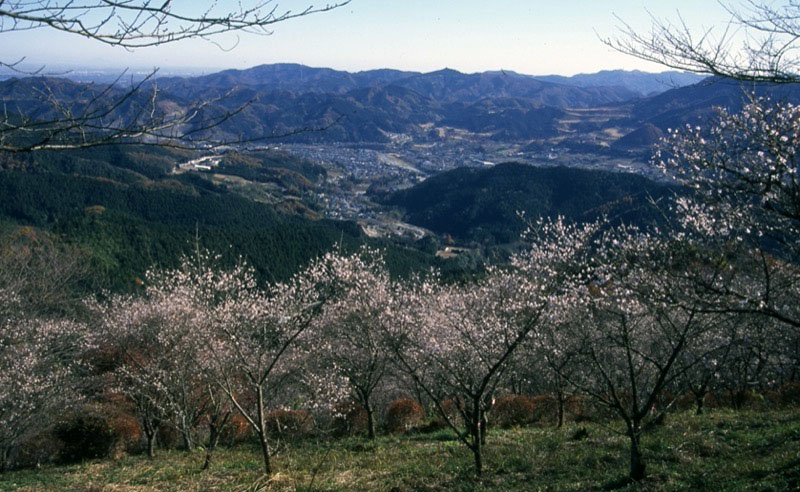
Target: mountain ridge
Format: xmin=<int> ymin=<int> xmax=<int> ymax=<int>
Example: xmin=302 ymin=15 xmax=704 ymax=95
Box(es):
xmin=4 ymin=63 xmax=795 ymax=147
xmin=534 ymin=69 xmax=706 ymax=96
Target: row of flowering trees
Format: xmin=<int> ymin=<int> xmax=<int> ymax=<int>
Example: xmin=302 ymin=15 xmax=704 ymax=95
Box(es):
xmin=1 ymin=97 xmax=799 ymax=481
xmin=87 ymin=250 xmax=351 ymax=475
xmin=3 ymin=229 xmax=797 ymax=478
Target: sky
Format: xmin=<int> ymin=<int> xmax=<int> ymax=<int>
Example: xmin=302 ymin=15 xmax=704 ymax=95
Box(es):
xmin=0 ymin=0 xmax=744 ymax=76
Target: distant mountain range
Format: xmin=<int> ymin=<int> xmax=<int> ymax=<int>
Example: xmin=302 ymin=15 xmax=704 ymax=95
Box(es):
xmin=534 ymin=70 xmax=705 ymax=97
xmin=3 ymin=63 xmax=799 ymax=146
xmin=625 ymin=76 xmax=800 ymax=129
xmin=151 ymin=63 xmax=647 ymax=115
xmin=154 ymin=63 xmax=700 ymax=99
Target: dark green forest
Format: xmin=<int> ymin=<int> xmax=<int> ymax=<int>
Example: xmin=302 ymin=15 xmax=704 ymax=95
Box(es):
xmin=381 ymin=162 xmax=677 ymax=244
xmin=0 ymin=146 xmax=437 ymax=291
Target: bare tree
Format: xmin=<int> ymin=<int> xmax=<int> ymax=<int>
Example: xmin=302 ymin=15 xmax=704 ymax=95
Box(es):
xmin=0 ymin=1 xmax=350 ymax=152
xmin=1 ymin=1 xmax=350 ymax=54
xmin=606 ymin=1 xmax=800 ymax=83
xmin=0 ymin=227 xmax=89 ymax=316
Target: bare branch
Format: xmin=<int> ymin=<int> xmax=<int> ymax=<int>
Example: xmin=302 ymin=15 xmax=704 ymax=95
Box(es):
xmin=0 ymin=1 xmax=351 ymax=152
xmin=604 ymin=3 xmax=800 ymax=83
xmin=0 ymin=1 xmax=352 ymax=48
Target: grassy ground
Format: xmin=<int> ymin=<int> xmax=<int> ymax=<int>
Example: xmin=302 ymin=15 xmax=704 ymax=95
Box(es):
xmin=1 ymin=408 xmax=799 ymax=491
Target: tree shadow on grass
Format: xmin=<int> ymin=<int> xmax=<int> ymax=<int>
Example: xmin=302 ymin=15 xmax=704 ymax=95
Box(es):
xmin=746 ymin=456 xmax=800 ymax=489
xmin=600 ymin=475 xmax=636 ymax=491
xmin=406 ymin=430 xmax=460 ymax=442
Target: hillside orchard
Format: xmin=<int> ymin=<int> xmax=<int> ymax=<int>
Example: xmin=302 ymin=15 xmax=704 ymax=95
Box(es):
xmin=0 ymin=98 xmax=798 ymax=486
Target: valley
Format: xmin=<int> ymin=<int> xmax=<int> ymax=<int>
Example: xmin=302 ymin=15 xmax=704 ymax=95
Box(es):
xmin=169 ymin=90 xmax=664 ymax=242
xmin=1 ymin=63 xmax=794 ymax=281
xmin=270 ymin=134 xmax=653 ymax=239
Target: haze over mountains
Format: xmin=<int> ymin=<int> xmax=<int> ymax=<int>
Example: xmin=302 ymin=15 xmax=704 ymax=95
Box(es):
xmin=151 ymin=63 xmax=704 ymax=106
xmin=535 ymin=70 xmax=706 ymax=97
xmin=0 ymin=62 xmax=704 ymax=96
xmin=5 ymin=62 xmax=795 ymax=151
xmin=1 ymin=63 xmax=716 ymax=146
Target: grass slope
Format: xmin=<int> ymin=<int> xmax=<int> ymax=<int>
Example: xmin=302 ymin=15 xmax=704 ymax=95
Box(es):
xmin=3 ymin=408 xmax=798 ymax=491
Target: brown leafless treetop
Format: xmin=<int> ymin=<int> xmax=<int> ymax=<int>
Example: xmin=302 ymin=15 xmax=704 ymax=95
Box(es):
xmin=606 ymin=1 xmax=800 ymax=83
xmin=1 ymin=1 xmax=350 ymax=67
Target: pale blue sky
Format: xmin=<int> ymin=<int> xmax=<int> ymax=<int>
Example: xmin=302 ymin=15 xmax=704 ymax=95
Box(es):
xmin=1 ymin=1 xmax=742 ymax=75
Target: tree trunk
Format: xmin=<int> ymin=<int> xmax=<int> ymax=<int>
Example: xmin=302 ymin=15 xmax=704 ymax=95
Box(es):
xmin=258 ymin=432 xmax=272 ymax=476
xmin=256 ymin=387 xmax=273 ymax=475
xmin=146 ymin=430 xmax=157 ymax=459
xmin=695 ymin=394 xmax=705 ymax=415
xmin=479 ymin=413 xmax=487 ymax=446
xmin=142 ymin=417 xmax=158 ymax=459
xmin=471 ymin=401 xmax=483 ymax=476
xmin=556 ymin=391 xmax=565 ymax=428
xmin=1 ymin=446 xmax=11 ymax=473
xmin=628 ymin=423 xmax=646 ymax=481
xmin=472 ymin=440 xmax=483 ymax=477
xmin=181 ymin=426 xmax=194 ymax=452
xmin=365 ymin=401 xmax=376 ymax=440
xmin=202 ymin=451 xmax=213 ymax=472
xmin=202 ymin=424 xmax=218 ymax=471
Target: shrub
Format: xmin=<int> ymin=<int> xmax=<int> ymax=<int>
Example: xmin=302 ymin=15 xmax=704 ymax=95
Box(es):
xmin=779 ymin=382 xmax=800 ymax=405
xmin=106 ymin=411 xmax=142 ymax=458
xmin=492 ymin=395 xmax=559 ymax=428
xmin=565 ymin=395 xmax=598 ymax=422
xmin=529 ymin=395 xmax=558 ymax=423
xmin=220 ymin=414 xmax=251 ymax=446
xmin=156 ymin=422 xmax=181 ymax=450
xmin=714 ymin=390 xmax=763 ymax=410
xmin=265 ymin=409 xmax=314 ymax=439
xmin=78 ymin=393 xmax=144 ymax=458
xmin=672 ymin=392 xmax=698 ymax=412
xmin=55 ymin=409 xmax=118 ymax=463
xmin=331 ymin=400 xmax=368 ymax=437
xmin=16 ymin=431 xmax=63 ymax=468
xmin=385 ymin=398 xmax=424 ymax=434
xmin=493 ymin=395 xmax=537 ymax=428
xmin=98 ymin=394 xmax=144 ymax=457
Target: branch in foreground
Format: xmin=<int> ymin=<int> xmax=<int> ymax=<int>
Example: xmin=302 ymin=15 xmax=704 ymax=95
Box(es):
xmin=604 ymin=3 xmax=800 ymax=83
xmin=0 ymin=72 xmax=345 ymax=152
xmin=0 ymin=1 xmax=352 ymax=49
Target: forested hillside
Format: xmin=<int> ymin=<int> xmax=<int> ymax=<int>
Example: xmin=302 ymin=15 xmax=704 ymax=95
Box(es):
xmin=381 ymin=163 xmax=677 ymax=244
xmin=0 ymin=146 xmax=437 ymax=291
